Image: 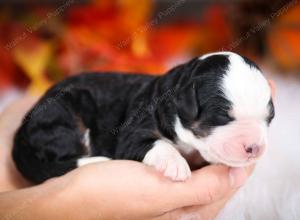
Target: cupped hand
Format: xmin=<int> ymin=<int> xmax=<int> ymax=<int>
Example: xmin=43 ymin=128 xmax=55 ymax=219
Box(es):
xmin=0 ymin=96 xmax=253 ymax=220
xmin=62 ymin=160 xmax=251 ymax=220
xmin=0 ymin=95 xmax=39 ymax=191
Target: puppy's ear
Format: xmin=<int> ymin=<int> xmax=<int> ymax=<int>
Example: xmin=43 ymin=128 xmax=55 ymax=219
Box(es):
xmin=176 ymin=82 xmax=199 ymax=121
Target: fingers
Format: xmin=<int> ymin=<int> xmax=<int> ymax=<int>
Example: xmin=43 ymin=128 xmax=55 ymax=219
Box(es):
xmin=156 ymin=194 xmax=232 ymax=220
xmin=161 ymin=165 xmax=254 ymax=211
xmin=267 ymin=79 xmax=276 ymax=100
xmin=0 ymin=95 xmax=38 ymax=191
xmin=157 ymin=171 xmax=248 ymax=220
xmin=0 ymin=95 xmax=38 ymax=120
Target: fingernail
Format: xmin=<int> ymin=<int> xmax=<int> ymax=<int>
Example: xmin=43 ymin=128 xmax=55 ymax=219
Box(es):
xmin=229 ymin=167 xmax=248 ymax=188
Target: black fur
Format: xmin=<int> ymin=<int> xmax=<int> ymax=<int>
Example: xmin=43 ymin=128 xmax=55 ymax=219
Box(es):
xmin=12 ymin=55 xmax=274 ymax=183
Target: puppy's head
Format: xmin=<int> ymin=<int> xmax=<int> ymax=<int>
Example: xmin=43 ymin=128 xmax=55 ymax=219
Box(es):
xmin=175 ymin=52 xmax=274 ymax=167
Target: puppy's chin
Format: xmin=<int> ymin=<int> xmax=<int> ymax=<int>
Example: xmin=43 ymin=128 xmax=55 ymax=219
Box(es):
xmin=174 ymin=117 xmax=268 ymax=168
xmin=199 ymin=147 xmax=264 ymax=167
xmin=197 ymin=120 xmax=268 ymax=167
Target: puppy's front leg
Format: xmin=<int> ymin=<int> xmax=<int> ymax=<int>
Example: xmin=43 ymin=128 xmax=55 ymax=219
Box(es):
xmin=143 ymin=140 xmax=191 ymax=181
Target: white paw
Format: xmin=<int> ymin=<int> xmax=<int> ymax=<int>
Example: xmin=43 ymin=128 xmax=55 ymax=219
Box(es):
xmin=143 ymin=140 xmax=191 ymax=181
xmin=155 ymin=153 xmax=191 ymax=181
xmin=77 ymin=156 xmax=111 ymax=167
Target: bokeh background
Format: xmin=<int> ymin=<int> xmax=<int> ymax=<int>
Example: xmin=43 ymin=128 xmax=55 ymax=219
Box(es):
xmin=1 ymin=1 xmax=300 ymax=217
xmin=0 ymin=0 xmax=300 ymax=98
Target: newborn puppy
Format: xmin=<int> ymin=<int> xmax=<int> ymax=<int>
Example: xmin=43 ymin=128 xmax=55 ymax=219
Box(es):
xmin=13 ymin=52 xmax=274 ymax=183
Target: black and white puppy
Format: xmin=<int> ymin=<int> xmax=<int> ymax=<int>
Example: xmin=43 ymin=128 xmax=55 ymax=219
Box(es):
xmin=13 ymin=52 xmax=275 ymax=183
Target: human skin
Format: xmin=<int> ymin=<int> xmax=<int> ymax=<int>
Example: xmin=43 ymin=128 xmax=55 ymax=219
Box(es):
xmin=0 ymin=96 xmax=253 ymax=220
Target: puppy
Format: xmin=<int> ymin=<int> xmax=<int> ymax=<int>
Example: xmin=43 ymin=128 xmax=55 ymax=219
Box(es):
xmin=13 ymin=51 xmax=274 ymax=183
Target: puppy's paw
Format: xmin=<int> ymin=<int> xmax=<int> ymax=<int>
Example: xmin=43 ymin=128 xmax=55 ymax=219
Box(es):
xmin=156 ymin=154 xmax=191 ymax=181
xmin=143 ymin=140 xmax=191 ymax=181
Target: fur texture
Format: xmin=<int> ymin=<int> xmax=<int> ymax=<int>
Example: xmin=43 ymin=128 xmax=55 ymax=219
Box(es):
xmin=12 ymin=52 xmax=274 ymax=183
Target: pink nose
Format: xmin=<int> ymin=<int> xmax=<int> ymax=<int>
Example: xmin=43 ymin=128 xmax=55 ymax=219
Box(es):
xmin=245 ymin=144 xmax=260 ymax=157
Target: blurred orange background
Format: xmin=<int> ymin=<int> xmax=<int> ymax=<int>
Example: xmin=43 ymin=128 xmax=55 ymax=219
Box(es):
xmin=0 ymin=0 xmax=299 ymax=98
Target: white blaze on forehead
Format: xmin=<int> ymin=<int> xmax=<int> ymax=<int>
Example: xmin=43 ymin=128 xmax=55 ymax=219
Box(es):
xmin=222 ymin=53 xmax=271 ymax=120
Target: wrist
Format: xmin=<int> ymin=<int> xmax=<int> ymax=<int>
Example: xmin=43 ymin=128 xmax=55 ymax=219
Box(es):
xmin=45 ymin=169 xmax=110 ymax=220
xmin=61 ymin=170 xmax=111 ymax=220
xmin=20 ymin=175 xmax=77 ymax=219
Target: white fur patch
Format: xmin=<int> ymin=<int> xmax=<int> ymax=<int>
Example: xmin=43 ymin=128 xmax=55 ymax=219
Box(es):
xmin=174 ymin=116 xmax=219 ymax=164
xmin=222 ymin=53 xmax=271 ymax=120
xmin=199 ymin=51 xmax=271 ymax=120
xmin=143 ymin=139 xmax=191 ymax=181
xmin=174 ymin=117 xmax=206 ymax=151
xmin=82 ymin=129 xmax=91 ymax=156
xmin=77 ymin=156 xmax=111 ymax=167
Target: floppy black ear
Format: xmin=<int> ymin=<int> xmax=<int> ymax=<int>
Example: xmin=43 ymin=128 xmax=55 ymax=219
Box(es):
xmin=176 ymin=82 xmax=199 ymax=122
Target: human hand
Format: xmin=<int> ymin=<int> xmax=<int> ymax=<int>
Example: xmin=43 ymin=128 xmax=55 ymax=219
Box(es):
xmin=0 ymin=95 xmax=39 ymax=191
xmin=0 ymin=96 xmax=252 ymax=220
xmin=58 ymin=160 xmax=252 ymax=220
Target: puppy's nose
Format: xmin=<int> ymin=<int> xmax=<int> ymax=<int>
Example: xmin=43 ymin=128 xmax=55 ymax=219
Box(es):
xmin=245 ymin=144 xmax=260 ymax=157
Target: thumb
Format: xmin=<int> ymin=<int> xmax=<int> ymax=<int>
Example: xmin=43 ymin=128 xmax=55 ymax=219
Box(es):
xmin=267 ymin=79 xmax=276 ymax=100
xmin=162 ymin=165 xmax=253 ymax=210
xmin=0 ymin=95 xmax=39 ymax=146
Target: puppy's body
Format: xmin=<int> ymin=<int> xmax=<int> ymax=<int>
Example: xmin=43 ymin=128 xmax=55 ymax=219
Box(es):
xmin=13 ymin=64 xmax=195 ymax=183
xmin=13 ymin=52 xmax=274 ymax=183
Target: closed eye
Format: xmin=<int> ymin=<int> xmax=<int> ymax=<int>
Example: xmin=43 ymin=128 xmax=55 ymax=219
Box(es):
xmin=215 ymin=113 xmax=234 ymax=126
xmin=201 ymin=111 xmax=233 ymax=127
